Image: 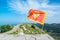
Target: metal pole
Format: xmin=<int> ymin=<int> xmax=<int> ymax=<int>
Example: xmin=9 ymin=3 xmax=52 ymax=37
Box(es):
xmin=42 ymin=24 xmax=44 ymax=31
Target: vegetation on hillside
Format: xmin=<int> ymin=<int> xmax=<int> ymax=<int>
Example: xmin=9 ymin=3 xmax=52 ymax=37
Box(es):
xmin=0 ymin=24 xmax=13 ymax=33
xmin=0 ymin=23 xmax=60 ymax=40
xmin=10 ymin=24 xmax=46 ymax=34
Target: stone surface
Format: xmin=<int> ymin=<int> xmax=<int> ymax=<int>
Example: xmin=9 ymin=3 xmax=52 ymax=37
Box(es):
xmin=0 ymin=33 xmax=54 ymax=40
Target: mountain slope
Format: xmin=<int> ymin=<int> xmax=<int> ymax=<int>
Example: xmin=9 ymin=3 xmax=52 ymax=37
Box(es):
xmin=6 ymin=24 xmax=46 ymax=34
xmin=2 ymin=24 xmax=54 ymax=40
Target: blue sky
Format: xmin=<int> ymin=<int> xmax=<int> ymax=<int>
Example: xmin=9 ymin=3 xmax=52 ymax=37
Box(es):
xmin=0 ymin=0 xmax=60 ymax=24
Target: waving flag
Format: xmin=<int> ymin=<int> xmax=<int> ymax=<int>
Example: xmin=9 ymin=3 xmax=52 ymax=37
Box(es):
xmin=27 ymin=9 xmax=46 ymax=25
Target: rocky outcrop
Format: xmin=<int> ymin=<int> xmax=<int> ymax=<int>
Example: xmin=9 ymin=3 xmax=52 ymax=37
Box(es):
xmin=2 ymin=24 xmax=54 ymax=40
xmin=0 ymin=33 xmax=54 ymax=40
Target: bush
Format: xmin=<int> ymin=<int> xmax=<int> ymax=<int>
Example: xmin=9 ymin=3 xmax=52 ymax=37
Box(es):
xmin=0 ymin=24 xmax=13 ymax=33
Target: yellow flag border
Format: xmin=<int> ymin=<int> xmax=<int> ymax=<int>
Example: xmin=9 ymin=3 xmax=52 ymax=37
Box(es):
xmin=27 ymin=12 xmax=46 ymax=25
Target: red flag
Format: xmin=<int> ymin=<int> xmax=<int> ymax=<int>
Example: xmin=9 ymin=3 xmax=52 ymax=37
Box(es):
xmin=27 ymin=9 xmax=46 ymax=25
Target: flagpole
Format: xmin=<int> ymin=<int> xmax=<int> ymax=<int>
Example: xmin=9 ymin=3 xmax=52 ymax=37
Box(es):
xmin=42 ymin=24 xmax=44 ymax=31
xmin=42 ymin=25 xmax=44 ymax=31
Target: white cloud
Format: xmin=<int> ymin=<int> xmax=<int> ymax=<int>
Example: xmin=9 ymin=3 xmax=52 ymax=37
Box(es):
xmin=8 ymin=0 xmax=60 ymax=17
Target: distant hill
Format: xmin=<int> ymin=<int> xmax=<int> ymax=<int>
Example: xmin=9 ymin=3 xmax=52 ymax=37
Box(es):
xmin=33 ymin=23 xmax=60 ymax=33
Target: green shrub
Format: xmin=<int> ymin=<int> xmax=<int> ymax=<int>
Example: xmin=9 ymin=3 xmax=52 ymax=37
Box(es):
xmin=0 ymin=24 xmax=13 ymax=33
